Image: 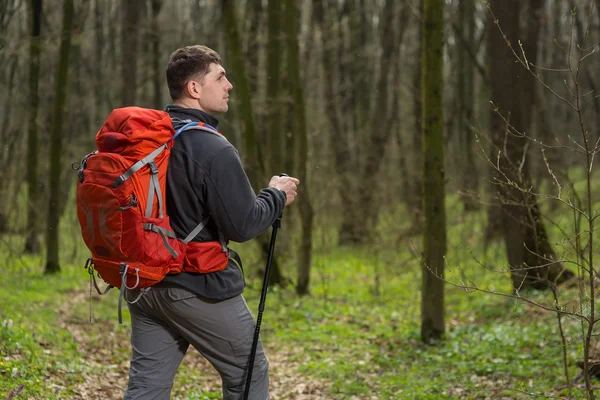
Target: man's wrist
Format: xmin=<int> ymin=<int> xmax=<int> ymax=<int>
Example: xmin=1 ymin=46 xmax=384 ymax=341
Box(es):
xmin=276 ymin=188 xmax=287 ymax=202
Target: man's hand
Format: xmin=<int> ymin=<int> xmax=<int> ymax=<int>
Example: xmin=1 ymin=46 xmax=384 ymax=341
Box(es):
xmin=268 ymin=175 xmax=300 ymax=206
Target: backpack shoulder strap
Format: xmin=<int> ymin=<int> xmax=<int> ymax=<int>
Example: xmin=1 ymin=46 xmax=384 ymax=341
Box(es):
xmin=172 ymin=121 xmax=228 ymax=142
xmin=171 ymin=121 xmax=229 ymax=252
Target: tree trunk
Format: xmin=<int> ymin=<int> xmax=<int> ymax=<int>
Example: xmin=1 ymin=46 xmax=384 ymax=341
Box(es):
xmin=223 ymin=0 xmax=283 ymax=286
xmin=0 ymin=57 xmax=19 ymax=234
xmin=263 ymin=0 xmax=287 ymax=286
xmin=349 ymin=0 xmax=369 ymax=136
xmin=266 ymin=0 xmax=284 ymax=173
xmin=107 ymin=1 xmax=117 ymax=110
xmin=45 ymin=0 xmax=74 ymax=275
xmin=285 ymin=0 xmax=314 ymax=296
xmin=410 ymin=3 xmax=424 ymax=233
xmin=139 ymin=1 xmax=151 ymax=105
xmin=335 ymin=1 xmax=365 ymax=245
xmin=458 ymin=0 xmax=479 ymax=211
xmin=488 ymin=0 xmax=572 ymax=290
xmin=65 ymin=2 xmax=89 ymax=221
xmin=25 ymin=0 xmax=42 ymax=254
xmin=121 ymin=0 xmax=139 ymax=106
xmin=71 ymin=3 xmax=90 ymax=134
xmin=0 ymin=0 xmax=18 ymax=54
xmin=265 ymin=0 xmax=290 ymax=287
xmin=223 ymin=0 xmax=262 ymax=188
xmin=94 ymin=0 xmax=104 ymax=125
xmin=234 ymin=0 xmax=262 ymax=149
xmin=243 ymin=0 xmax=262 ymax=94
xmin=421 ymin=0 xmax=446 ymax=344
xmin=151 ymin=0 xmax=163 ymax=109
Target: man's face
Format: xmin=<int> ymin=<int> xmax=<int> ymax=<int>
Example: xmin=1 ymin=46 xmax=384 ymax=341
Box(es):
xmin=193 ymin=63 xmax=233 ymax=115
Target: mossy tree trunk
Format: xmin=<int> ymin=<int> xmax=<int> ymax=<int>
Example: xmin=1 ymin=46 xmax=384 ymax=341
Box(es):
xmin=121 ymin=0 xmax=139 ymax=106
xmin=410 ymin=3 xmax=424 ymax=233
xmin=243 ymin=0 xmax=262 ymax=94
xmin=151 ymin=0 xmax=163 ymax=110
xmin=284 ymin=0 xmax=314 ymax=296
xmin=107 ymin=2 xmax=118 ymax=110
xmin=45 ymin=0 xmax=75 ymax=275
xmin=266 ymin=0 xmax=283 ymax=174
xmin=421 ymin=0 xmax=446 ymax=344
xmin=25 ymin=0 xmax=42 ymax=254
xmin=0 ymin=53 xmax=19 ymax=235
xmin=94 ymin=0 xmax=104 ymax=125
xmin=263 ymin=0 xmax=285 ymax=286
xmin=223 ymin=0 xmax=262 ymax=187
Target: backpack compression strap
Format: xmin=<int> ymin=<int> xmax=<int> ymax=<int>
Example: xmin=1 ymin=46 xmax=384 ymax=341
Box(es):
xmin=145 ymin=161 xmax=164 ymax=218
xmin=113 ymin=144 xmax=167 ymax=188
xmin=112 ymin=142 xmax=179 ymax=256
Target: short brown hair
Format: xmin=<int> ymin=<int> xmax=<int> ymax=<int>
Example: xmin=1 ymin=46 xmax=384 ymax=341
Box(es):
xmin=166 ymin=45 xmax=223 ymax=101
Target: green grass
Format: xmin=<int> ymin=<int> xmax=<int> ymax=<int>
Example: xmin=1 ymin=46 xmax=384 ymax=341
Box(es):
xmin=0 ymin=253 xmax=86 ymax=399
xmin=247 ymin=245 xmax=587 ymax=399
xmin=0 ymin=197 xmax=597 ymax=399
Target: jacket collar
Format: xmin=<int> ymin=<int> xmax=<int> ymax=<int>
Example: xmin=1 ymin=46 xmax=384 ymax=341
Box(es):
xmin=164 ymin=104 xmax=220 ymax=129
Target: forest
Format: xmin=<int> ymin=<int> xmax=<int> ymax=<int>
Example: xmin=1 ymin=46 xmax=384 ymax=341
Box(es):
xmin=2 ymin=0 xmax=600 ymax=399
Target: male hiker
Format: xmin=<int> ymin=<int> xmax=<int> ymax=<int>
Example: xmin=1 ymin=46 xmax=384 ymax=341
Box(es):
xmin=124 ymin=45 xmax=299 ymax=399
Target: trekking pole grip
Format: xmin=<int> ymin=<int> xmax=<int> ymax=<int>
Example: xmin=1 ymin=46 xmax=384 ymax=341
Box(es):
xmin=276 ymin=173 xmax=288 ymax=225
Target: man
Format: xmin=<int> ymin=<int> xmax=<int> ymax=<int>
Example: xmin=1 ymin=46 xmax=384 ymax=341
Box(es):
xmin=125 ymin=45 xmax=299 ymax=400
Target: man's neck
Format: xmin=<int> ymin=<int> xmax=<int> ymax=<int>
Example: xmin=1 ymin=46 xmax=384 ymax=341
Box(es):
xmin=174 ymin=99 xmax=203 ymax=111
xmin=174 ymin=99 xmax=221 ymax=120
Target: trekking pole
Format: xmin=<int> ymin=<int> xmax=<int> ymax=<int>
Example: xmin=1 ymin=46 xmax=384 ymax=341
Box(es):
xmin=243 ymin=175 xmax=287 ymax=400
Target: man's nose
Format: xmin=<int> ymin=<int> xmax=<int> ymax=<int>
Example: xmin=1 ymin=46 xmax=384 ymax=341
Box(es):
xmin=226 ymin=78 xmax=233 ymax=91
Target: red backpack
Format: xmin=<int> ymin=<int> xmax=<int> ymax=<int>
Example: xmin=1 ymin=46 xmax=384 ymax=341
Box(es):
xmin=75 ymin=107 xmax=229 ymax=319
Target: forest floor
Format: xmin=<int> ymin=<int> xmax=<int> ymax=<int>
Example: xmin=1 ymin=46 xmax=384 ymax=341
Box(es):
xmin=2 ymin=207 xmax=600 ymax=399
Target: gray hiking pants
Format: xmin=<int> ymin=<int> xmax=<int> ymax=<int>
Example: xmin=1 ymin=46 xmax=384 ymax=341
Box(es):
xmin=124 ymin=286 xmax=269 ymax=400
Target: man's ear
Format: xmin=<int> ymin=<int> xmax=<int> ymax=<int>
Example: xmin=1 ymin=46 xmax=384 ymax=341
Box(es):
xmin=187 ymin=80 xmax=201 ymax=100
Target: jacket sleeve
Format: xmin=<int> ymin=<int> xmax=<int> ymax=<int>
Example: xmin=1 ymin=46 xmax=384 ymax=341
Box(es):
xmin=203 ymin=146 xmax=286 ymax=243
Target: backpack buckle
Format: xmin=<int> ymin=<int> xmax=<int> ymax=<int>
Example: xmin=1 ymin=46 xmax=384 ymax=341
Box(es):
xmin=149 ymin=161 xmax=158 ymax=175
xmin=113 ymin=176 xmax=125 ymax=187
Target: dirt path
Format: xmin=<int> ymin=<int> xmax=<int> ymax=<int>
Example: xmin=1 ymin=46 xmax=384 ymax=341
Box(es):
xmin=58 ymin=291 xmax=330 ymax=399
